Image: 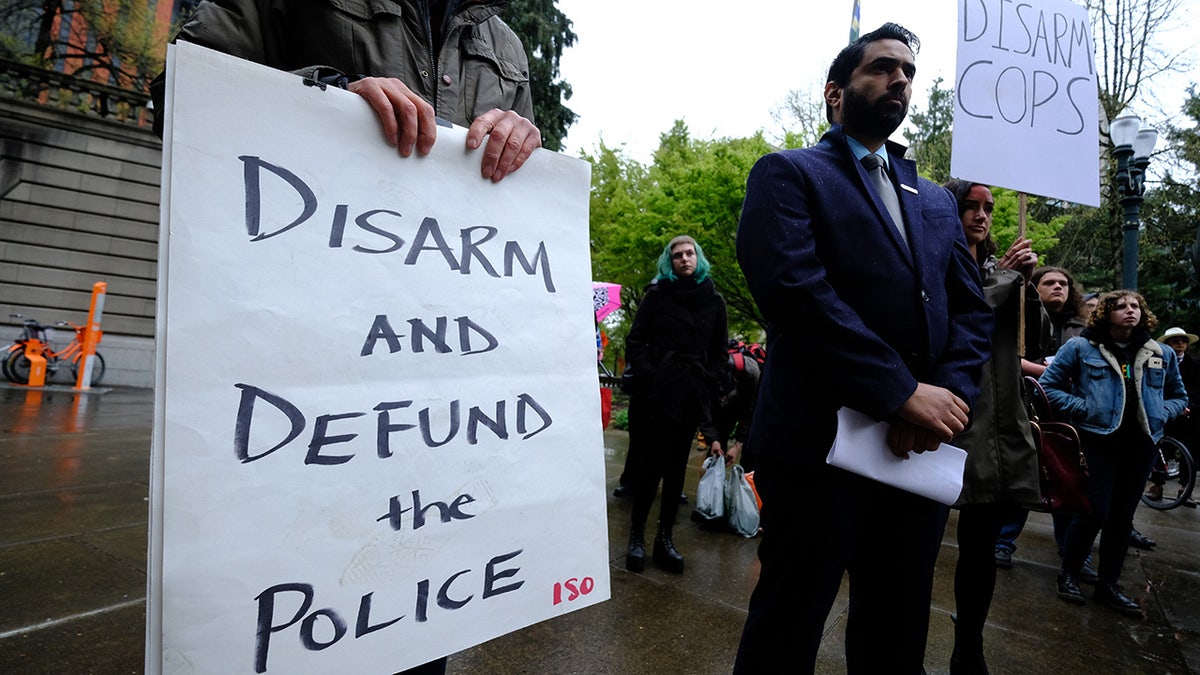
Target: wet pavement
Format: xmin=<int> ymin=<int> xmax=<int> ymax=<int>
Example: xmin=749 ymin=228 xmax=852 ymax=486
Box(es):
xmin=1 ymin=384 xmax=1198 ymax=674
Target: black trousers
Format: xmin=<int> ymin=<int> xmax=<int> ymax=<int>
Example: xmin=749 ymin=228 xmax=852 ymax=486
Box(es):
xmin=1062 ymin=428 xmax=1156 ymax=584
xmin=733 ymin=456 xmax=949 ymax=674
xmin=625 ymin=396 xmax=698 ymax=531
xmin=953 ymin=502 xmax=1023 ymax=657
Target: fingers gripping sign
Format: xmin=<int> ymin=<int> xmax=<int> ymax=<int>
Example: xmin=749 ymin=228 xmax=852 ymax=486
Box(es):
xmin=347 ymin=77 xmax=437 ymax=158
xmin=468 ymin=109 xmax=542 ymax=183
xmin=347 ymin=84 xmax=541 ymax=183
xmin=996 ymin=237 xmax=1038 ymax=281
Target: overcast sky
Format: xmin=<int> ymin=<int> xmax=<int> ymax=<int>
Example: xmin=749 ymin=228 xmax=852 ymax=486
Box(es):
xmin=554 ymin=0 xmax=1198 ymax=164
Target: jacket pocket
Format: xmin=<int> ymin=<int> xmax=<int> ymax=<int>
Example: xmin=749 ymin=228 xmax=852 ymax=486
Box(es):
xmin=461 ymin=33 xmax=528 ymax=82
xmin=458 ymin=27 xmax=529 ymax=116
xmin=1145 ymin=367 xmax=1166 ymax=388
xmin=1079 ymin=357 xmax=1115 ymax=428
xmin=327 ymin=0 xmax=371 ymax=19
xmin=327 ymin=0 xmax=403 ymax=19
xmin=1143 ymin=368 xmax=1168 ymax=435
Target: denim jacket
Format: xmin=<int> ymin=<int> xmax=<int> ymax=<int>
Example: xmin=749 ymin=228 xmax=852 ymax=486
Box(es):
xmin=1040 ymin=334 xmax=1188 ymax=441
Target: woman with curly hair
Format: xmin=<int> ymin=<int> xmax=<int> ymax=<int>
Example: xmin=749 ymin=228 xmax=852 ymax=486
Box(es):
xmin=1042 ymin=291 xmax=1188 ymax=615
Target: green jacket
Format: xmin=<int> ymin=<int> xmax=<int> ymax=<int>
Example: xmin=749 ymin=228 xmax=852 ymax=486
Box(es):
xmin=955 ymin=265 xmax=1046 ymax=507
xmin=153 ymin=0 xmax=532 ymax=135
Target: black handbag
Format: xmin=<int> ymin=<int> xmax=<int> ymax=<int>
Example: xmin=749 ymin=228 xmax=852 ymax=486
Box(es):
xmin=1024 ymin=376 xmax=1091 ymax=513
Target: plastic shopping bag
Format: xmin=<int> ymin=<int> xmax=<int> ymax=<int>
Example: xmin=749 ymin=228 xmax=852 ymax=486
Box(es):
xmin=694 ymin=454 xmax=726 ymax=521
xmin=725 ymin=464 xmax=760 ymax=538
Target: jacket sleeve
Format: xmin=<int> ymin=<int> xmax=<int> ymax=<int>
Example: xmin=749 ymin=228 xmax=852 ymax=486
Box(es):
xmin=697 ymin=296 xmax=730 ymax=441
xmin=624 ymin=290 xmax=658 ymax=379
xmin=1026 ymin=286 xmax=1051 ymax=359
xmin=1162 ymin=349 xmax=1190 ymax=422
xmin=736 ymin=152 xmax=920 ymax=420
xmin=979 ymin=267 xmax=1045 ymax=354
xmin=734 ymin=361 xmax=760 ymax=444
xmin=1039 ymin=339 xmax=1088 ymax=421
xmin=926 ymin=201 xmax=993 ymax=408
xmin=707 ymin=296 xmax=731 ymax=394
xmin=979 ymin=267 xmax=1021 ymax=310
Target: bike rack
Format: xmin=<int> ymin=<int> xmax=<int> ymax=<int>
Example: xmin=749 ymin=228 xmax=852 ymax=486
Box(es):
xmin=73 ymin=281 xmax=106 ymax=391
xmin=23 ymin=339 xmax=48 ymax=387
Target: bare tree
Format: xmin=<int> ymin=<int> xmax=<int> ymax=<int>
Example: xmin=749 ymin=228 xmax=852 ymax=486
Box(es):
xmin=770 ymin=78 xmax=829 ymax=150
xmin=1090 ymin=0 xmax=1192 ymax=123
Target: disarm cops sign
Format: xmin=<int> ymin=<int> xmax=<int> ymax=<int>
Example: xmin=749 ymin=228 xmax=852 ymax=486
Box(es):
xmin=951 ymin=0 xmax=1100 ymax=206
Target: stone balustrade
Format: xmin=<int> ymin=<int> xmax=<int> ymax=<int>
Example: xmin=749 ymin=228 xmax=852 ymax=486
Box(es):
xmin=0 ymin=58 xmax=152 ymax=127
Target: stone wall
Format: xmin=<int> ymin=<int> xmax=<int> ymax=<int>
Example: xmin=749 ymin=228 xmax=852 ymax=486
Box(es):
xmin=0 ymin=90 xmax=161 ymax=388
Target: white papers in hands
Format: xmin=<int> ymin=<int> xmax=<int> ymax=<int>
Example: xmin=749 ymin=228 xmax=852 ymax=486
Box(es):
xmin=825 ymin=407 xmax=966 ymax=505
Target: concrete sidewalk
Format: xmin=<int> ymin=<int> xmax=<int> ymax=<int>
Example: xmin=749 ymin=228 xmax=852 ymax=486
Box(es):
xmin=2 ymin=385 xmax=1198 ymax=673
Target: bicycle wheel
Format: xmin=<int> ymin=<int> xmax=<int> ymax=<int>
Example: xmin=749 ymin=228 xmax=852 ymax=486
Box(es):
xmin=70 ymin=352 xmax=106 ymax=386
xmin=1142 ymin=436 xmax=1196 ymax=510
xmin=4 ymin=349 xmax=31 ymax=385
xmin=1 ymin=347 xmax=16 ymax=382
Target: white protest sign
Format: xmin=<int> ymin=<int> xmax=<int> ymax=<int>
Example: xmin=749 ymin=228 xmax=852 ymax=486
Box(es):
xmin=951 ymin=0 xmax=1100 ymax=206
xmin=149 ymin=42 xmax=609 ymax=674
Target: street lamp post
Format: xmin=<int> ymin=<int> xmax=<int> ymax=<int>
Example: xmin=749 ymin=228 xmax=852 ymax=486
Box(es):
xmin=1110 ymin=113 xmax=1158 ymax=291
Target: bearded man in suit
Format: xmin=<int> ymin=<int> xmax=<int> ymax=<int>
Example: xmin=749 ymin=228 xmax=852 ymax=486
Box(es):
xmin=732 ymin=23 xmax=992 ymax=674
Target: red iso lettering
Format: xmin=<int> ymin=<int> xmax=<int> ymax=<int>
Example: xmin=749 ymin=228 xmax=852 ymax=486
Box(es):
xmin=551 ymin=576 xmax=595 ymax=605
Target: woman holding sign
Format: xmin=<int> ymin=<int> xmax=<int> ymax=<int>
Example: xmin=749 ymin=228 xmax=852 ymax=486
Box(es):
xmin=943 ymin=180 xmax=1045 ymax=674
xmin=621 ymin=236 xmax=728 ymax=574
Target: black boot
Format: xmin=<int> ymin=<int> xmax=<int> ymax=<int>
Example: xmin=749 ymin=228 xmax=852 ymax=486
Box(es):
xmin=1056 ymin=570 xmax=1085 ymax=604
xmin=626 ymin=525 xmax=645 ymax=573
xmin=652 ymin=525 xmax=684 ymax=574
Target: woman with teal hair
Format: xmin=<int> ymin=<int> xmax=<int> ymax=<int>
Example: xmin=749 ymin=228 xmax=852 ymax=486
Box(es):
xmin=622 ymin=235 xmax=729 ymax=574
xmin=654 ymin=235 xmax=714 ymax=282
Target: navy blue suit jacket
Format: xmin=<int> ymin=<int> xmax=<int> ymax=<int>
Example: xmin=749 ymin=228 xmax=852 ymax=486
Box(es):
xmin=737 ymin=125 xmax=992 ymax=464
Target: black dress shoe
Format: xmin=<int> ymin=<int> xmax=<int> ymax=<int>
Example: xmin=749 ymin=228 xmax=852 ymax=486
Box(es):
xmin=1078 ymin=561 xmax=1099 ymax=584
xmin=613 ymin=484 xmax=628 ymax=498
xmin=1130 ymin=529 xmax=1157 ymax=550
xmin=1056 ymin=571 xmax=1086 ymax=604
xmin=1095 ymin=583 xmax=1142 ymax=617
xmin=994 ymin=548 xmax=1013 ymax=569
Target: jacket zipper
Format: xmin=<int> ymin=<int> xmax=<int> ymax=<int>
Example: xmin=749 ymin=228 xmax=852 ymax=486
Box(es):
xmin=421 ymin=2 xmax=439 ymax=114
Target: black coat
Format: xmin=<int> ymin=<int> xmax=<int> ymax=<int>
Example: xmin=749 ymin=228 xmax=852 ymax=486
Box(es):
xmin=624 ymin=276 xmax=729 ymax=435
xmin=1166 ymin=351 xmax=1200 ymax=447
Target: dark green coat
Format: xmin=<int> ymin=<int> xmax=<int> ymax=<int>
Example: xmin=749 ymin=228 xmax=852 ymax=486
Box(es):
xmin=955 ymin=265 xmax=1045 ymax=507
xmin=153 ymin=0 xmax=532 ymax=134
